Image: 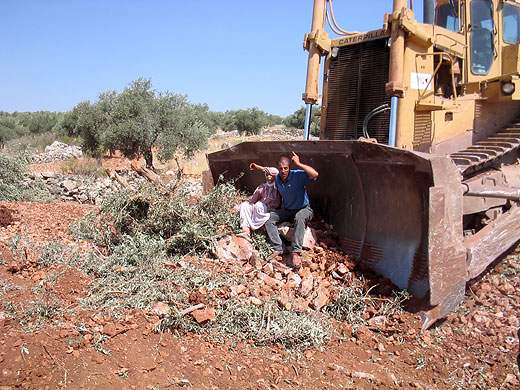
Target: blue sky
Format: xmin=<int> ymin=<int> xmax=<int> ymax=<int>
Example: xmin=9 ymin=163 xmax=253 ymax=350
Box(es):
xmin=0 ymin=1 xmax=420 ymax=116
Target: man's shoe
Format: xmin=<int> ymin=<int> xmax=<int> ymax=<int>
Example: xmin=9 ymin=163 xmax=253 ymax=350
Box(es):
xmin=287 ymin=252 xmax=302 ymax=270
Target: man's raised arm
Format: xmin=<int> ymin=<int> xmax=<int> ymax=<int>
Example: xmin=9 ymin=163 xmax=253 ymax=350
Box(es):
xmin=291 ymin=152 xmax=318 ymax=180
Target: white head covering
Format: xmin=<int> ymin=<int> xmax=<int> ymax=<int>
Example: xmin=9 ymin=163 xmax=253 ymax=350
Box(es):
xmin=263 ymin=167 xmax=279 ymax=176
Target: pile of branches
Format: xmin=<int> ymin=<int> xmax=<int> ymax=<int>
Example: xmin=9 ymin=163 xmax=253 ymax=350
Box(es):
xmin=0 ymin=154 xmax=51 ymax=201
xmin=72 ymin=181 xmax=242 ymax=256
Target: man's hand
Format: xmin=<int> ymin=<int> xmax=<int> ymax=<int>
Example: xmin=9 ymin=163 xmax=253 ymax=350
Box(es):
xmin=291 ymin=152 xmax=301 ymax=167
xmin=249 ymin=162 xmax=265 ymax=171
xmin=291 ymin=152 xmax=318 ymax=180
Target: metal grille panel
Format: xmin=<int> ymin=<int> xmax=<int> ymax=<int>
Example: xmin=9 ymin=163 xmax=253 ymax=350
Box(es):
xmin=413 ymin=111 xmax=432 ymax=150
xmin=324 ymin=39 xmax=391 ymax=143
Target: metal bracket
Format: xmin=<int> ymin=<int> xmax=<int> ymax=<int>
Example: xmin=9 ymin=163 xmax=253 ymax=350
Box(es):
xmin=399 ymin=9 xmax=433 ymax=47
xmin=303 ymin=30 xmax=331 ymax=54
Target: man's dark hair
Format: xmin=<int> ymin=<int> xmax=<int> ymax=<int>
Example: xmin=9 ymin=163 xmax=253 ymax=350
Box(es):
xmin=278 ymin=156 xmax=291 ymax=165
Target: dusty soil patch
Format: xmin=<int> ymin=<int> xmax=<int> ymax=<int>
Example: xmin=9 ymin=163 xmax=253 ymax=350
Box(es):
xmin=0 ymin=202 xmax=94 ymax=245
xmin=29 ymin=153 xmax=133 ymax=175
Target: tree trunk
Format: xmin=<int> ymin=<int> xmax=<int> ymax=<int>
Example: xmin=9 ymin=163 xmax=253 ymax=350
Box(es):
xmin=144 ymin=148 xmax=154 ymax=170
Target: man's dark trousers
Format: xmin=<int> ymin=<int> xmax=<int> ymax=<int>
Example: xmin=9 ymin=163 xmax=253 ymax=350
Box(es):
xmin=265 ymin=206 xmax=313 ymax=253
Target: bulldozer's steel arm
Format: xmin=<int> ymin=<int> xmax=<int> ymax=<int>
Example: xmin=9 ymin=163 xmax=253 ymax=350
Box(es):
xmin=463 ymin=186 xmax=520 ymax=202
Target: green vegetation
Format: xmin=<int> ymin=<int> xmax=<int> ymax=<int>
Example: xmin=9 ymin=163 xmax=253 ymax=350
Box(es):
xmin=71 ymin=181 xmax=242 ymax=255
xmin=0 ymin=111 xmax=64 ymax=150
xmin=283 ymin=106 xmax=321 ymax=136
xmin=67 ymin=79 xmax=213 ymax=168
xmin=220 ymin=108 xmax=283 ymax=135
xmin=159 ymin=299 xmax=331 ymax=349
xmin=1 ymin=79 xmax=287 ymax=161
xmin=324 ymin=286 xmax=409 ymax=330
xmin=65 ymin=183 xmax=330 ymax=348
xmin=0 ymin=154 xmax=51 ymax=201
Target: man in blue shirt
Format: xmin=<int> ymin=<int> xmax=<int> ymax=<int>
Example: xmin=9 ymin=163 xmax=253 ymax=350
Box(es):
xmin=265 ymin=152 xmax=319 ymax=269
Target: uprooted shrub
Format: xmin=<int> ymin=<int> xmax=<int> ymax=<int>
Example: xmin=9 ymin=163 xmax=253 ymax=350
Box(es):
xmin=72 ymin=181 xmax=242 ymax=255
xmin=159 ymin=300 xmax=331 ymax=350
xmin=324 ymin=286 xmax=410 ymax=330
xmin=0 ymin=154 xmax=51 ymax=201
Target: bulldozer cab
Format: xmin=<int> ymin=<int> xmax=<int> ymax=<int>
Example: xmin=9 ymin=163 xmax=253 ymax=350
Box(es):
xmin=207 ymin=0 xmax=520 ymax=327
xmin=435 ymin=0 xmax=462 ymax=32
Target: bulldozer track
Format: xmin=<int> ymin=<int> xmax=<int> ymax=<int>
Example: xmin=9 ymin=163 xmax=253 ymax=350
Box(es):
xmin=450 ymin=122 xmax=520 ymax=177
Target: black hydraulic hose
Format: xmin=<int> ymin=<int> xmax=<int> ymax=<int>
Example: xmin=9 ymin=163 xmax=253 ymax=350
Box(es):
xmin=362 ymin=104 xmax=391 ymax=139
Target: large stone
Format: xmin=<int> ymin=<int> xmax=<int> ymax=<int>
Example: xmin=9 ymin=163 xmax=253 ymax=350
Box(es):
xmin=151 ymin=302 xmax=171 ymax=317
xmin=262 ymin=262 xmax=274 ymax=276
xmin=190 ymin=307 xmax=216 ymax=324
xmin=248 ymin=253 xmax=263 ymax=269
xmin=61 ymin=179 xmax=78 ymax=192
xmin=278 ymin=224 xmax=317 ymax=250
xmin=299 ymin=275 xmax=314 ymax=297
xmin=34 ymin=141 xmax=83 ymax=163
xmin=286 ymin=272 xmax=302 ymax=289
xmin=230 ymin=285 xmax=247 ymax=297
xmin=271 ymin=259 xmax=291 ymax=275
xmin=336 ymin=263 xmax=349 ymax=275
xmin=215 ymin=235 xmax=254 ymax=262
xmin=257 ymin=272 xmax=283 ymax=289
xmin=311 ymin=287 xmax=331 ymax=311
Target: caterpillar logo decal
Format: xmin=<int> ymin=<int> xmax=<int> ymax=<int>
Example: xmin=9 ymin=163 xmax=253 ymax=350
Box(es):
xmin=333 ymin=29 xmax=390 ymax=47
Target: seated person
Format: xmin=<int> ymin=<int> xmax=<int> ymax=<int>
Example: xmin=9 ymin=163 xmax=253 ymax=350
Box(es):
xmin=265 ymin=152 xmax=318 ymax=268
xmin=238 ymin=164 xmax=281 ymax=238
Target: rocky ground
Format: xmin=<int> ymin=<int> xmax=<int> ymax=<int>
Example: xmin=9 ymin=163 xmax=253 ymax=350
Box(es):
xmin=1 ymin=202 xmax=518 ymax=389
xmin=0 ymin=139 xmax=519 ymax=389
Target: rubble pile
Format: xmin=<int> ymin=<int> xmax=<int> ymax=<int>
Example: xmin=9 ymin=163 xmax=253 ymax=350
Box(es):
xmin=214 ymin=227 xmax=359 ymax=313
xmin=22 ymin=170 xmax=204 ymax=205
xmin=24 ymin=171 xmax=147 ymax=204
xmin=32 ymin=141 xmax=83 ymax=163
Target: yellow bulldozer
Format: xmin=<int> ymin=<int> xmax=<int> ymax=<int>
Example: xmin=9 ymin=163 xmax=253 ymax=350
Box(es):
xmin=208 ymin=0 xmax=520 ymax=327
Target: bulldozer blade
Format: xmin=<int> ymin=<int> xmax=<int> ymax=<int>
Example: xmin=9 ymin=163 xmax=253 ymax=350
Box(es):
xmin=207 ymin=140 xmax=467 ymax=326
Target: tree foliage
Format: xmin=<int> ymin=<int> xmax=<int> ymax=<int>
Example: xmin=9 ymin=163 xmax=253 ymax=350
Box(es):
xmin=283 ymin=106 xmax=321 ymax=136
xmin=19 ymin=111 xmax=60 ymax=134
xmin=70 ymin=79 xmax=212 ymax=168
xmin=0 ymin=111 xmax=63 ymax=147
xmin=0 ymin=117 xmax=22 ymax=147
xmin=220 ymin=108 xmax=267 ymax=135
xmin=0 ymin=154 xmax=51 ymax=201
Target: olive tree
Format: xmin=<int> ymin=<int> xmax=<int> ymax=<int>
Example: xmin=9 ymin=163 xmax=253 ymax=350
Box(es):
xmin=224 ymin=108 xmax=268 ymax=135
xmin=73 ymin=100 xmax=108 ymax=158
xmin=73 ymin=79 xmax=211 ymax=169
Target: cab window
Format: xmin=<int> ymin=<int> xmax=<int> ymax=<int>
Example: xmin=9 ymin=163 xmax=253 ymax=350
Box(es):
xmin=503 ymin=2 xmax=520 ymax=44
xmin=435 ymin=0 xmax=461 ymax=32
xmin=471 ymin=0 xmax=495 ymax=75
